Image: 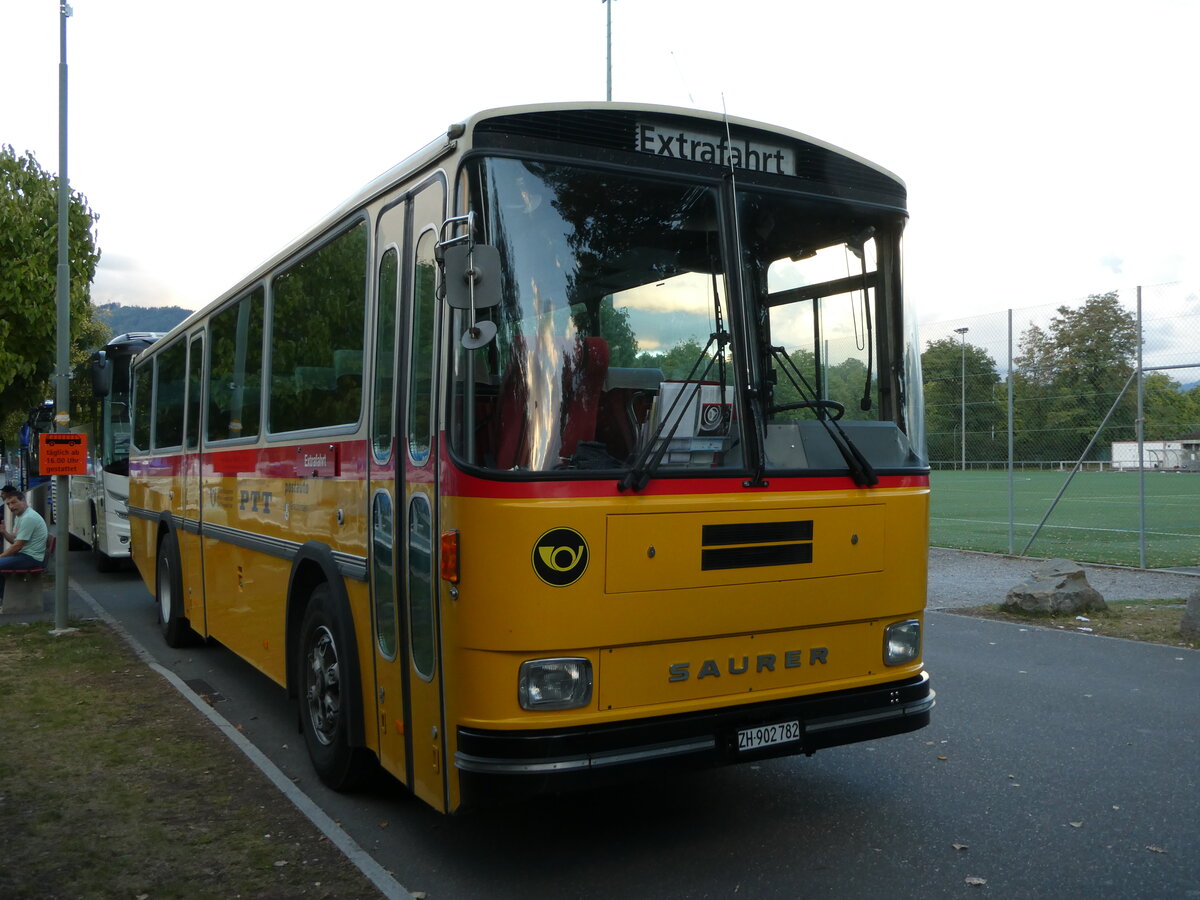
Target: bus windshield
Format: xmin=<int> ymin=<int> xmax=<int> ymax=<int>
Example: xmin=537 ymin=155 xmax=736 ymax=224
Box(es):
xmin=102 ymin=352 xmax=135 ymax=473
xmin=450 ymin=156 xmax=924 ymax=479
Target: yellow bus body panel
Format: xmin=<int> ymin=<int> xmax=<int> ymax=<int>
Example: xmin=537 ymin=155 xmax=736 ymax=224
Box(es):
xmin=440 ymin=484 xmax=928 ymax=731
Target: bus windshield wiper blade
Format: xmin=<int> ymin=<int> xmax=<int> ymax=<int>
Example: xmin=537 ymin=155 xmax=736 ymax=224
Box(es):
xmin=619 ymin=332 xmax=725 ymax=492
xmin=769 ymin=346 xmax=878 ymax=488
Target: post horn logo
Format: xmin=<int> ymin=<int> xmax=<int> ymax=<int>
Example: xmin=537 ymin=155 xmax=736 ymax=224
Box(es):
xmin=532 ymin=528 xmax=589 ymax=586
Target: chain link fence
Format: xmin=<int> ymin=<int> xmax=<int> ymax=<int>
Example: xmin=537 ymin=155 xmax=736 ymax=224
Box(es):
xmin=923 ymin=283 xmax=1200 ymax=569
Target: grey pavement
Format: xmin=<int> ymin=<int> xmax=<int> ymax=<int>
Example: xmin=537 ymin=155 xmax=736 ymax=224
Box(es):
xmin=0 ymin=575 xmax=95 ymax=625
xmin=928 ymin=546 xmax=1200 ymax=609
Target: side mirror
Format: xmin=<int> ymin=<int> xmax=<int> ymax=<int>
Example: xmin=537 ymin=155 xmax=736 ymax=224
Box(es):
xmin=91 ymin=351 xmax=112 ymax=398
xmin=442 ymin=243 xmax=502 ymax=311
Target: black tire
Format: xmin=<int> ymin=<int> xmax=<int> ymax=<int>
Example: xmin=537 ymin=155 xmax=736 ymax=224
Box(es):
xmin=156 ymin=531 xmax=191 ymax=647
xmin=297 ymin=583 xmax=373 ymax=791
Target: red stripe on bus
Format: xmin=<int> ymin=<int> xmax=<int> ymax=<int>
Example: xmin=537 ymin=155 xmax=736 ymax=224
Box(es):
xmin=440 ymin=466 xmax=927 ymax=500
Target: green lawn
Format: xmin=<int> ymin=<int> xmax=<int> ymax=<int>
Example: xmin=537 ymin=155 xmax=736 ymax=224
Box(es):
xmin=929 ymin=470 xmax=1200 ymax=568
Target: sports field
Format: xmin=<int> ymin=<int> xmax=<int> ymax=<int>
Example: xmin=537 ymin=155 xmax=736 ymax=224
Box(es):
xmin=929 ymin=470 xmax=1200 ymax=569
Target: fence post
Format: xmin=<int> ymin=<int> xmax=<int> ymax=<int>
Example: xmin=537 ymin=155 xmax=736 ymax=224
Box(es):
xmin=1136 ymin=286 xmax=1146 ymax=568
xmin=1007 ymin=308 xmax=1015 ymax=555
xmin=1020 ymin=369 xmax=1138 ymax=557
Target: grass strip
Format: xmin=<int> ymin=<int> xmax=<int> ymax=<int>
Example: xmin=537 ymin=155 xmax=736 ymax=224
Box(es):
xmin=947 ymin=599 xmax=1196 ymax=649
xmin=0 ymin=620 xmax=383 ymax=899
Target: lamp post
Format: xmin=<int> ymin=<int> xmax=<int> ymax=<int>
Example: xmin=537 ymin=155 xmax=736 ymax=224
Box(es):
xmin=603 ymin=0 xmax=614 ymax=100
xmin=53 ymin=1 xmax=74 ymax=634
xmin=954 ymin=327 xmax=969 ymax=471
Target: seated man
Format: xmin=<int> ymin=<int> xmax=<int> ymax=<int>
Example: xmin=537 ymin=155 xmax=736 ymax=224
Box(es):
xmin=0 ymin=489 xmax=48 ymax=604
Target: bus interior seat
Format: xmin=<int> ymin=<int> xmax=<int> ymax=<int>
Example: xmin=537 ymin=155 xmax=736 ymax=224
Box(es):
xmin=558 ymin=336 xmax=610 ymax=461
xmin=334 ymin=349 xmax=363 ymax=381
xmin=294 ymin=366 xmax=337 ymax=392
xmin=598 ymin=366 xmax=662 ymax=461
xmin=495 ymin=337 xmax=529 ymax=469
xmin=493 ymin=336 xmax=611 ymax=469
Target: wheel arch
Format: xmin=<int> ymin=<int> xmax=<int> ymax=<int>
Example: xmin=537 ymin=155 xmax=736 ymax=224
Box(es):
xmin=286 ymin=541 xmax=367 ymax=748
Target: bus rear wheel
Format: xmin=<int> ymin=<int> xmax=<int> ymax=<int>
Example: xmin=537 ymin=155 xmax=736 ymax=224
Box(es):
xmin=298 ymin=584 xmax=371 ymax=790
xmin=156 ymin=532 xmax=191 ymax=647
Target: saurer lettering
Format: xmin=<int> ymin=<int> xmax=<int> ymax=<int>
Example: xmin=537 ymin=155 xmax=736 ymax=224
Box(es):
xmin=669 ymin=648 xmax=828 ymax=682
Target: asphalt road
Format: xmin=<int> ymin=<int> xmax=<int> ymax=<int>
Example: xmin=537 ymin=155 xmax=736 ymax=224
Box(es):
xmin=36 ymin=556 xmax=1200 ymax=898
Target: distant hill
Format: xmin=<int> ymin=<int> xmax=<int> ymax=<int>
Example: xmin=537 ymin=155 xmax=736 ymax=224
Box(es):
xmin=95 ymin=302 xmax=192 ymax=337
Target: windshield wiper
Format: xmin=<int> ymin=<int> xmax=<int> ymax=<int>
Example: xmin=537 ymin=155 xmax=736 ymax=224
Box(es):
xmin=768 ymin=346 xmax=878 ymax=487
xmin=619 ymin=330 xmax=729 ymax=492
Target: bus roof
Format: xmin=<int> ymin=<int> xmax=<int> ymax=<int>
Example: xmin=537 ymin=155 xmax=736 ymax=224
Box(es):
xmin=107 ymin=332 xmax=165 ymax=352
xmin=143 ymin=102 xmax=904 ymax=351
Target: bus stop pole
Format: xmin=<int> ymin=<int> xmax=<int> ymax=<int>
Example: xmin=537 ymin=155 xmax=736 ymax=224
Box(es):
xmin=53 ymin=3 xmax=73 ymax=634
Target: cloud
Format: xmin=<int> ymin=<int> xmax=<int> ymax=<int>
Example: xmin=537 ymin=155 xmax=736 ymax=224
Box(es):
xmin=90 ymin=255 xmax=195 ymax=310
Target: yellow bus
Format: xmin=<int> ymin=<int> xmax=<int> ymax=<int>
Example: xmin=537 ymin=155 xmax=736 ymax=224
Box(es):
xmin=129 ymin=102 xmax=932 ymax=814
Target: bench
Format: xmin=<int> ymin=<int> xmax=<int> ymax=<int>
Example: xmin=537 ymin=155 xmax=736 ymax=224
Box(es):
xmin=1 ymin=534 xmax=55 ymax=615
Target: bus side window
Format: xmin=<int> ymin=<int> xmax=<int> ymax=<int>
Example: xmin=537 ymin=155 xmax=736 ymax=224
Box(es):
xmin=270 ymin=220 xmax=366 ymax=434
xmin=132 ymin=362 xmax=152 ymax=452
xmin=208 ymin=287 xmax=264 ymax=443
xmin=186 ymin=335 xmax=203 ymax=450
xmin=372 ymin=247 xmax=399 ymax=462
xmin=153 ymin=338 xmax=187 ymax=450
xmin=407 ymin=231 xmax=437 ymax=463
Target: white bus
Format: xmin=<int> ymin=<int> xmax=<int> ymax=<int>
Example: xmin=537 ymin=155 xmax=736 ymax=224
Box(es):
xmin=68 ymin=332 xmax=163 ymax=569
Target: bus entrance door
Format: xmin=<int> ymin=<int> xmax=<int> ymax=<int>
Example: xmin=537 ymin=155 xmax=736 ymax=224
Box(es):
xmin=368 ymin=204 xmax=410 ymax=789
xmin=369 ymin=189 xmax=447 ymax=810
xmin=397 ymin=190 xmax=446 ymax=811
xmin=180 ymin=332 xmax=207 ymax=632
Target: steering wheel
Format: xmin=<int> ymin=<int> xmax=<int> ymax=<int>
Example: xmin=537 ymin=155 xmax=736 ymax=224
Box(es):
xmin=767 ymin=399 xmax=846 ymax=420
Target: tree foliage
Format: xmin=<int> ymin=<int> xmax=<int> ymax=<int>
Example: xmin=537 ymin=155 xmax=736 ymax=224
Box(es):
xmin=923 ymin=291 xmax=1199 ymax=466
xmin=0 ymin=145 xmax=107 ymax=432
xmin=922 ymin=337 xmax=1003 ymax=462
xmin=95 ymin=302 xmax=190 ymax=336
xmin=1012 ymin=291 xmax=1138 ymax=460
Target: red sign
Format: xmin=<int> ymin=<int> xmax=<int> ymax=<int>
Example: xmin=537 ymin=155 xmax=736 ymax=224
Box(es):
xmin=294 ymin=443 xmax=338 ymax=478
xmin=39 ymin=433 xmax=89 ymax=476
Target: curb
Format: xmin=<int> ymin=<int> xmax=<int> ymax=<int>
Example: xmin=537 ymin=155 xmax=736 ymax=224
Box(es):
xmin=67 ymin=579 xmax=413 ymax=900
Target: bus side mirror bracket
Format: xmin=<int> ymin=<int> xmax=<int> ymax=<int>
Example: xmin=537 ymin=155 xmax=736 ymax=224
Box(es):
xmin=437 ymin=211 xmax=500 ymax=348
xmin=442 ymin=243 xmax=501 ymax=312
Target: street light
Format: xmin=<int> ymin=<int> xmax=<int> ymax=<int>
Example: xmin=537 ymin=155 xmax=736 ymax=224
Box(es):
xmin=602 ymin=0 xmax=615 ymax=100
xmin=954 ymin=327 xmax=969 ymax=471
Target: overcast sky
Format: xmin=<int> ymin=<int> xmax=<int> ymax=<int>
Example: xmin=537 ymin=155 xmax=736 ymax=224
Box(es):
xmin=4 ymin=0 xmax=1198 ymax=339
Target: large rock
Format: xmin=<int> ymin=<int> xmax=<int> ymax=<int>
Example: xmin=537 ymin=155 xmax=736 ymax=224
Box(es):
xmin=1003 ymin=559 xmax=1108 ymax=615
xmin=1181 ymin=588 xmax=1200 ymax=641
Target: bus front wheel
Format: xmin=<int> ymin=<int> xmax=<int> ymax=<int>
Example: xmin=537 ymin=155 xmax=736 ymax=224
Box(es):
xmin=298 ymin=584 xmax=371 ymax=791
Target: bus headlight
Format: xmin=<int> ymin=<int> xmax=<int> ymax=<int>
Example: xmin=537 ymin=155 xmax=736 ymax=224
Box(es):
xmin=518 ymin=658 xmax=593 ymax=710
xmin=884 ymin=620 xmax=921 ymax=666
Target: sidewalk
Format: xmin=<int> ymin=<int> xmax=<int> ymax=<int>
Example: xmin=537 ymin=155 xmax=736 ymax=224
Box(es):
xmin=927 ymin=547 xmax=1200 ymax=610
xmin=0 ymin=578 xmax=95 ymax=625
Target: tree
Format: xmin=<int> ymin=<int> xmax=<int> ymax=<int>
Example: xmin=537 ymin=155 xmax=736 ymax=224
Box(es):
xmin=0 ymin=145 xmax=105 ymax=430
xmin=921 ymin=337 xmax=1003 ymax=464
xmin=1142 ymin=373 xmax=1200 ymax=442
xmin=1012 ymin=292 xmax=1138 ymax=462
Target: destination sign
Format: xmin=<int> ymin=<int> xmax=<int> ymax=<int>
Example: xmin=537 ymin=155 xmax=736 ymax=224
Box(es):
xmin=635 ymin=123 xmax=794 ymax=175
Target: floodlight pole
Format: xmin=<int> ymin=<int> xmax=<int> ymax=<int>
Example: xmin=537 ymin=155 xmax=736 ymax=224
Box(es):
xmin=53 ymin=1 xmax=74 ymax=634
xmin=954 ymin=327 xmax=969 ymax=471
